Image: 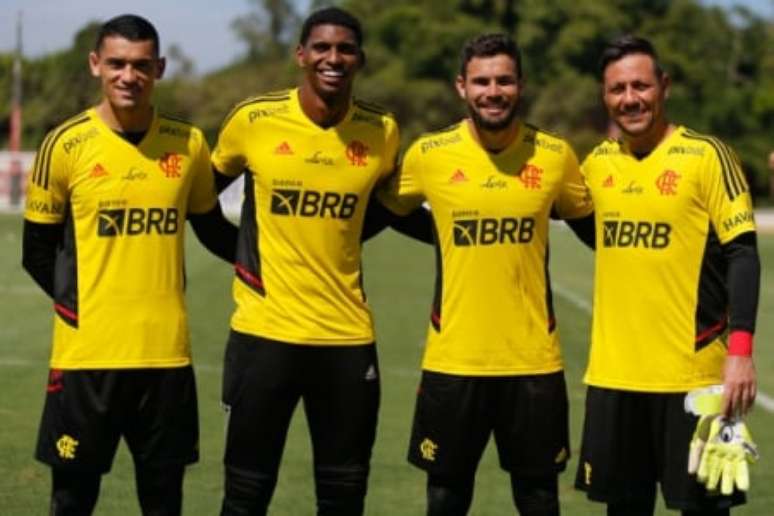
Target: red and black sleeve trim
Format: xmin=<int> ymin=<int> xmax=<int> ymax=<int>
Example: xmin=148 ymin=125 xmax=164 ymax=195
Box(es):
xmin=53 ymin=208 xmax=78 ymax=328
xmin=694 ymin=226 xmax=728 ymax=351
xmin=234 ymin=171 xmax=265 ymax=296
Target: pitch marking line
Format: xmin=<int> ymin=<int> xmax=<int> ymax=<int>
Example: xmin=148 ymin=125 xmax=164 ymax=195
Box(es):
xmin=552 ymin=281 xmax=774 ymax=414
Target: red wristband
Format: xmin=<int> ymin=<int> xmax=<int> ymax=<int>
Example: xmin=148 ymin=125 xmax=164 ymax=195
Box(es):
xmin=728 ymin=330 xmax=753 ymax=356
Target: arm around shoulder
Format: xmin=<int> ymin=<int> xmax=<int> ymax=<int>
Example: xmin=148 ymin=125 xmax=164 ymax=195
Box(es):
xmin=188 ymin=202 xmax=238 ymax=264
xmin=361 ymin=195 xmax=434 ymax=244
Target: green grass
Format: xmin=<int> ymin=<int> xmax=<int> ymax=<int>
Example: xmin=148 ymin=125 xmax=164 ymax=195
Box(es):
xmin=0 ymin=213 xmax=771 ymax=515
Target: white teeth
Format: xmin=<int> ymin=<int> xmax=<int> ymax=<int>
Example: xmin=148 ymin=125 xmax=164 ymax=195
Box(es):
xmin=321 ymin=70 xmax=344 ymax=77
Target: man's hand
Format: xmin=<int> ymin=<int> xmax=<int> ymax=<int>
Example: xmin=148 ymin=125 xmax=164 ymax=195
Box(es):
xmin=722 ymin=355 xmax=756 ymax=417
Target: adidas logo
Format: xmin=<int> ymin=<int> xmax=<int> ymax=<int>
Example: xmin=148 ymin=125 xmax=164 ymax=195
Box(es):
xmin=602 ymin=175 xmax=614 ymax=188
xmin=449 ymin=169 xmax=468 ymax=183
xmin=364 ymin=364 xmax=378 ymax=381
xmin=274 ymin=141 xmax=294 ymax=155
xmin=89 ymin=164 xmax=108 ymax=178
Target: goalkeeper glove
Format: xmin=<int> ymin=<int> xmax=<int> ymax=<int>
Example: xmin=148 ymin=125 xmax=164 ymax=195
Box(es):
xmin=684 ymin=384 xmax=724 ymax=417
xmin=687 ymin=414 xmax=714 ymax=476
xmin=692 ymin=416 xmax=759 ymax=495
xmin=685 ymin=385 xmax=725 ymax=477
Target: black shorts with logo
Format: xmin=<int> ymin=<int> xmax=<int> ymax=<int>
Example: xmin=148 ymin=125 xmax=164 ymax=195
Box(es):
xmin=221 ymin=330 xmax=380 ymax=481
xmin=408 ymin=370 xmax=569 ymax=478
xmin=36 ymin=366 xmax=199 ymax=473
xmin=575 ymin=386 xmax=745 ymax=511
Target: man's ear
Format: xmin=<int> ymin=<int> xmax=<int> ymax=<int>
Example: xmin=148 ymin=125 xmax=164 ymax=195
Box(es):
xmin=88 ymin=51 xmax=101 ymax=78
xmin=156 ymin=56 xmax=166 ymax=80
xmin=455 ymin=75 xmax=466 ymax=100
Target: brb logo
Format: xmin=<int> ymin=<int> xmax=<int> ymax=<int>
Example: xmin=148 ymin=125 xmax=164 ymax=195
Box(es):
xmin=98 ymin=208 xmax=179 ymax=236
xmin=453 ymin=217 xmax=535 ymax=246
xmin=602 ymin=220 xmax=671 ymax=248
xmin=271 ymin=189 xmax=359 ymax=219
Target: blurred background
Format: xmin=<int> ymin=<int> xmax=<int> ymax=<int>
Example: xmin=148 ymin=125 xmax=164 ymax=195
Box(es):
xmin=1 ymin=0 xmax=773 ymax=210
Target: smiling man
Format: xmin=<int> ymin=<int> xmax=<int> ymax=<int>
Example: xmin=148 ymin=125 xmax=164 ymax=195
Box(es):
xmin=211 ymin=7 xmax=400 ymax=516
xmin=22 ymin=13 xmax=235 ymax=516
xmin=378 ymin=33 xmax=593 ymax=516
xmin=575 ymin=35 xmax=760 ymax=516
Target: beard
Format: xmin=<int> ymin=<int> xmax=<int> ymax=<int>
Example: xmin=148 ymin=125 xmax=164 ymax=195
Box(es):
xmin=467 ymin=101 xmax=518 ymax=131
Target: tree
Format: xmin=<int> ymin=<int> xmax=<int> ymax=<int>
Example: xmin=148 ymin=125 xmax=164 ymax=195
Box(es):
xmin=6 ymin=0 xmax=772 ymax=192
xmin=232 ymin=0 xmax=300 ymax=61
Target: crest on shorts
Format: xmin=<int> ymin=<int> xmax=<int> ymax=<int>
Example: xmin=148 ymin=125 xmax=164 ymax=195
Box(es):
xmin=56 ymin=434 xmax=79 ymax=460
xmin=419 ymin=438 xmax=438 ymax=461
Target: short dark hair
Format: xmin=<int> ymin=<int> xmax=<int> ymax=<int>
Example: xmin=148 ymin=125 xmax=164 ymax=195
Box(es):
xmin=460 ymin=33 xmax=522 ymax=79
xmin=599 ymin=35 xmax=663 ymax=78
xmin=95 ymin=14 xmax=160 ymax=56
xmin=299 ymin=7 xmax=363 ymax=47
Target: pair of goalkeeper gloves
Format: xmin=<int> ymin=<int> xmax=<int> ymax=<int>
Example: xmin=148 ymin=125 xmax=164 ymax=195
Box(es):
xmin=684 ymin=385 xmax=759 ymax=495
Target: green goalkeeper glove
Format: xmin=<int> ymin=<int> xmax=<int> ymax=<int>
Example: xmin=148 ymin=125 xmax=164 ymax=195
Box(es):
xmin=693 ymin=417 xmax=759 ymax=495
xmin=684 ymin=384 xmax=724 ymax=417
xmin=687 ymin=415 xmax=714 ymax=476
xmin=685 ymin=385 xmax=724 ymax=477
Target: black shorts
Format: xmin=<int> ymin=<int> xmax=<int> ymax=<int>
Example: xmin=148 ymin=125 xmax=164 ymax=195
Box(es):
xmin=36 ymin=366 xmax=198 ymax=473
xmin=407 ymin=370 xmax=569 ymax=478
xmin=222 ymin=330 xmax=380 ymax=480
xmin=575 ymin=386 xmax=745 ymax=511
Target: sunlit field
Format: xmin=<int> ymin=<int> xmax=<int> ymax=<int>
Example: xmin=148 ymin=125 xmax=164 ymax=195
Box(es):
xmin=0 ymin=214 xmax=771 ymax=514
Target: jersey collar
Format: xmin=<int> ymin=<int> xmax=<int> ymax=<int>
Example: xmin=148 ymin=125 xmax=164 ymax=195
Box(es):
xmin=461 ymin=118 xmax=524 ymax=157
xmin=291 ymin=87 xmax=354 ymax=131
xmin=620 ymin=124 xmax=683 ymax=162
xmin=88 ymin=107 xmax=159 ymax=149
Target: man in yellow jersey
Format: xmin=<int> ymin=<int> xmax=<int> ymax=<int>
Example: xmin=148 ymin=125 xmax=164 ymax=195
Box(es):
xmin=22 ymin=14 xmax=236 ymax=516
xmin=574 ymin=36 xmax=759 ymax=516
xmin=378 ymin=34 xmax=594 ymax=516
xmin=211 ymin=7 xmax=426 ymax=515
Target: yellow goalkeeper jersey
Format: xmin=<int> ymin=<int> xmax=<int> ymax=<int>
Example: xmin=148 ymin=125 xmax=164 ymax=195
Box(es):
xmin=24 ymin=108 xmax=217 ymax=369
xmin=582 ymin=126 xmax=756 ymax=392
xmin=212 ymin=88 xmax=399 ymax=345
xmin=378 ymin=121 xmax=592 ymax=375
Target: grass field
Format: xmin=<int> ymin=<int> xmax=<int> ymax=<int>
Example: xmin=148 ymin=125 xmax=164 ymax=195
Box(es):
xmin=0 ymin=212 xmax=771 ymax=515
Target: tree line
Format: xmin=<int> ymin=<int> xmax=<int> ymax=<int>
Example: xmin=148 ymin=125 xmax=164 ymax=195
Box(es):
xmin=1 ymin=0 xmax=772 ymax=194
